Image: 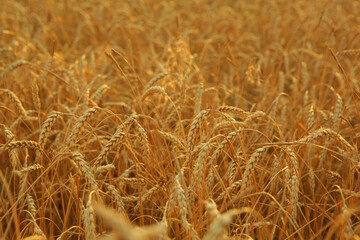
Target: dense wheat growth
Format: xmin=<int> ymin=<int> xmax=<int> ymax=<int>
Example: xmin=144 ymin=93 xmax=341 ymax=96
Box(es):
xmin=1 ymin=0 xmax=360 ymax=239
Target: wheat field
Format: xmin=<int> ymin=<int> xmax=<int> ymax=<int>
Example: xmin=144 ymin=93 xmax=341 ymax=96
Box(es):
xmin=1 ymin=0 xmax=360 ymax=239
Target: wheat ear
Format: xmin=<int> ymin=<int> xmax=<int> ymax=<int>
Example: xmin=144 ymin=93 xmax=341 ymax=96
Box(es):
xmin=82 ymin=192 xmax=96 ymax=240
xmin=187 ymin=109 xmax=210 ymax=153
xmin=38 ymin=111 xmax=62 ymax=148
xmin=67 ymin=107 xmax=98 ymax=146
xmin=72 ymin=152 xmax=98 ymax=192
xmin=93 ymin=114 xmax=137 ymax=167
xmin=0 ymin=88 xmax=27 ymax=116
xmin=0 ymin=60 xmax=28 ymax=79
xmin=203 ymin=200 xmax=240 ymax=240
xmin=240 ymin=146 xmax=267 ymax=194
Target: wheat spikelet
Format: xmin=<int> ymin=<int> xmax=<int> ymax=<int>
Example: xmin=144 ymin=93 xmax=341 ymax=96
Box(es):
xmin=189 ymin=141 xmax=212 ymax=203
xmin=93 ymin=130 xmax=125 ymax=166
xmin=333 ymin=93 xmax=343 ymax=130
xmin=67 ymin=107 xmax=98 ymax=146
xmin=31 ymin=78 xmax=41 ymax=111
xmin=82 ymin=192 xmax=96 ymax=240
xmin=91 ymin=84 xmax=109 ymax=104
xmin=279 ymin=71 xmax=285 ymax=93
xmin=95 ymin=164 xmax=115 ymax=174
xmin=0 ymin=88 xmax=27 ymax=116
xmin=307 ymin=105 xmax=315 ymax=130
xmin=38 ymin=111 xmax=62 ymax=148
xmin=94 ymin=114 xmax=136 ymax=166
xmin=205 ymin=131 xmax=243 ymax=191
xmin=174 ymin=174 xmax=190 ymax=231
xmin=13 ymin=164 xmax=44 ymax=176
xmin=134 ymin=185 xmax=162 ymax=211
xmin=203 ymin=200 xmax=239 ymax=240
xmin=336 ymin=49 xmax=360 ymax=55
xmin=144 ymin=72 xmax=169 ymax=90
xmin=152 ymin=130 xmax=185 ymax=150
xmin=216 ymin=179 xmax=243 ymax=201
xmin=0 ymin=59 xmax=28 ymax=79
xmin=195 ymin=82 xmax=203 ymax=114
xmin=118 ymin=177 xmax=146 ymax=186
xmin=208 ymin=130 xmax=242 ymax=171
xmin=141 ymin=86 xmax=168 ymax=101
xmin=226 ymin=160 xmax=238 ymax=184
xmin=301 ymin=62 xmax=309 ymax=91
xmin=308 ymin=167 xmax=315 ymax=195
xmin=303 ymin=90 xmax=309 ymax=108
xmin=212 ymin=121 xmax=245 ymax=133
xmin=243 ymin=111 xmax=266 ymax=126
xmin=40 ymin=56 xmax=52 ymax=82
xmin=4 ymin=140 xmax=41 ymax=151
xmin=0 ymin=124 xmax=20 ymax=169
xmin=92 ymin=202 xmax=141 ymax=240
xmin=186 ymin=109 xmax=210 ymax=153
xmin=105 ymin=183 xmax=125 ymax=213
xmin=296 ymin=128 xmax=353 ymax=150
xmin=133 ymin=119 xmax=151 ymax=157
xmin=72 ymin=152 xmax=98 ymax=192
xmin=26 ymin=194 xmax=46 ymax=238
xmin=217 ymin=106 xmax=248 ymax=117
xmin=26 ymin=194 xmax=37 ymax=217
xmin=287 ymin=148 xmax=299 ymax=220
xmin=240 ymin=146 xmax=267 ymax=194
xmin=58 ymin=68 xmax=79 ymax=93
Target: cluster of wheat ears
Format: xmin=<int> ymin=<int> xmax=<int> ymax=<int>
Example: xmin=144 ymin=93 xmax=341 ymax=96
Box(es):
xmin=1 ymin=0 xmax=360 ymax=239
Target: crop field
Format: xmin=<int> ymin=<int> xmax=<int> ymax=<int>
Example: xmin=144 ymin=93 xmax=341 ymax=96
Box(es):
xmin=1 ymin=0 xmax=360 ymax=239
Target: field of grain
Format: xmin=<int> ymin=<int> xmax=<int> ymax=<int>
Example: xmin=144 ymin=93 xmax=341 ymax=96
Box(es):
xmin=1 ymin=0 xmax=360 ymax=239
